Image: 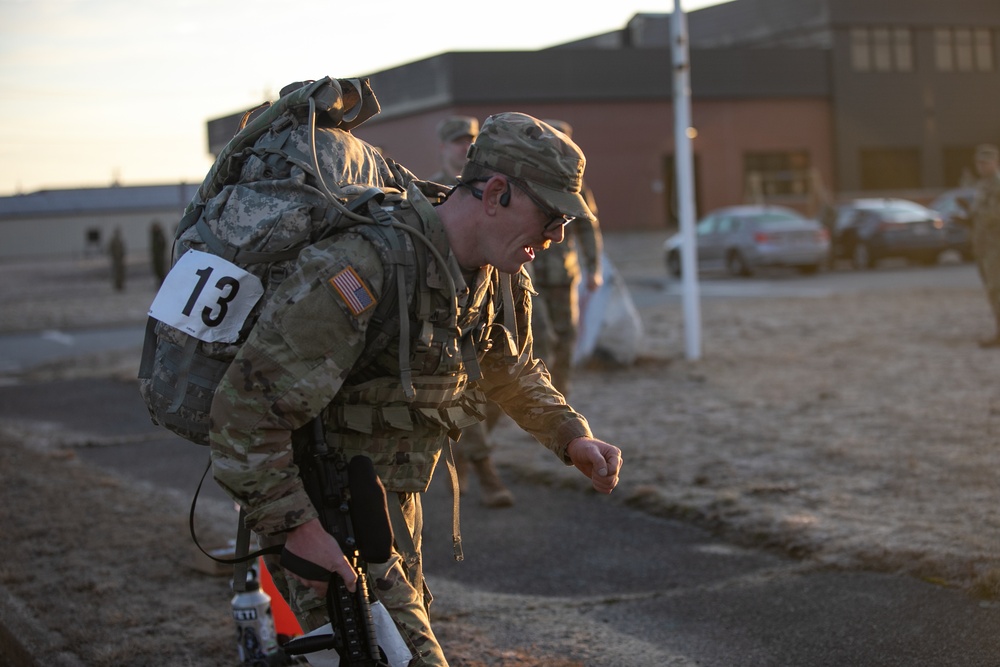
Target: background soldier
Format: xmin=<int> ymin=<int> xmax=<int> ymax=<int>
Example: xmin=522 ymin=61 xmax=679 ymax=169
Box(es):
xmin=969 ymin=144 xmax=1000 ymax=347
xmin=427 ymin=114 xmax=515 ymax=508
xmin=149 ymin=220 xmax=168 ymax=287
xmin=108 ymin=227 xmax=126 ymax=291
xmin=427 ymin=115 xmax=478 ymax=185
xmin=533 ymin=119 xmax=604 ymax=397
xmin=210 ymin=112 xmax=623 ymax=667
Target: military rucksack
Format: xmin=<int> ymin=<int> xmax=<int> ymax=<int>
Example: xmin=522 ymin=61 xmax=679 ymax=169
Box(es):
xmin=137 ymin=76 xmax=449 ymax=446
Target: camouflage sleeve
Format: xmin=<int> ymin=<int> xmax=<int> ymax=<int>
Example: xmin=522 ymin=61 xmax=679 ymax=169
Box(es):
xmin=988 ymin=178 xmax=1000 ymax=223
xmin=210 ymin=233 xmax=387 ymax=536
xmin=477 ymin=270 xmax=592 ymax=463
xmin=974 ymin=176 xmax=1000 ymax=224
xmin=575 ymin=184 xmax=603 ymax=278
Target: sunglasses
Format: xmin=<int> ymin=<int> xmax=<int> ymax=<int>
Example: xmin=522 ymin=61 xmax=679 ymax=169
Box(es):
xmin=461 ymin=178 xmax=575 ymax=232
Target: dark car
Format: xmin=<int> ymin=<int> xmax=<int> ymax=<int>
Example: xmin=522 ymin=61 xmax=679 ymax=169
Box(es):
xmin=928 ymin=187 xmax=976 ymax=262
xmin=829 ymin=198 xmax=951 ymax=269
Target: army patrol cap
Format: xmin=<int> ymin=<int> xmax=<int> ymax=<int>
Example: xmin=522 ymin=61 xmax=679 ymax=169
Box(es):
xmin=462 ymin=112 xmax=595 ymax=222
xmin=976 ymin=144 xmax=999 ymax=161
xmin=438 ymin=115 xmax=479 ymax=143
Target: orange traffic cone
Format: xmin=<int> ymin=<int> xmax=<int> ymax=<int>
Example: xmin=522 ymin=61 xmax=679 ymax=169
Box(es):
xmin=257 ymin=557 xmax=303 ymax=640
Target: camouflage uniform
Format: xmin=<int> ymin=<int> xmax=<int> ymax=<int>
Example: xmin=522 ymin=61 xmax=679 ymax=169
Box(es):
xmin=972 ymin=158 xmax=1000 ymax=338
xmin=532 ymin=120 xmax=603 ymax=397
xmin=210 ymin=180 xmax=593 ymax=665
xmin=530 ymin=185 xmax=602 ymax=396
xmin=425 ymin=116 xmax=513 ymax=506
xmin=108 ymin=228 xmax=126 ymax=291
xmin=428 ymin=115 xmax=478 ymax=186
xmin=969 ymin=144 xmax=1000 ymax=347
xmin=149 ymin=221 xmax=167 ymax=287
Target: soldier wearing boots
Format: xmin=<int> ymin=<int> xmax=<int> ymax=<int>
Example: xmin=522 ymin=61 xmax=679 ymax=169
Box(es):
xmin=211 ymin=111 xmax=623 ymax=666
xmin=970 ymin=143 xmax=1000 ymax=347
xmin=427 ymin=114 xmax=515 ymax=508
xmin=533 ymin=119 xmax=604 ymax=397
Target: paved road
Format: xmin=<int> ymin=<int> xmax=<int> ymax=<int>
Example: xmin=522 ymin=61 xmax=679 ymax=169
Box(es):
xmin=3 ymin=377 xmax=1000 ymax=665
xmin=0 ymin=324 xmax=146 ymax=376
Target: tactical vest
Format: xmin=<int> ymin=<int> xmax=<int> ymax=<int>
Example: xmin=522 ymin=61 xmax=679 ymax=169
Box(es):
xmin=316 ymin=192 xmax=520 ymax=493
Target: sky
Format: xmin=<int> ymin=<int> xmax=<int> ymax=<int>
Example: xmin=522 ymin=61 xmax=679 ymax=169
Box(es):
xmin=0 ymin=0 xmax=730 ymax=197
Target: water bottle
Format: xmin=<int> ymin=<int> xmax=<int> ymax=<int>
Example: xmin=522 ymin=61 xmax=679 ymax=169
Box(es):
xmin=231 ymin=579 xmax=281 ymax=664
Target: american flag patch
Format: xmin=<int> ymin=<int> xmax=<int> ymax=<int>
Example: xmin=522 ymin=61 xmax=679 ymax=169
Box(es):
xmin=329 ymin=266 xmax=376 ymax=316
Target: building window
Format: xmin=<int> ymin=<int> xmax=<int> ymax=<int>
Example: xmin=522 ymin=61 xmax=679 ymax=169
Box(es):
xmin=975 ymin=28 xmax=995 ymax=71
xmin=872 ymin=28 xmax=892 ymax=71
xmin=860 ymin=148 xmax=921 ymax=191
xmin=935 ymin=27 xmax=994 ymax=72
xmin=935 ymin=29 xmax=954 ymax=70
xmin=850 ymin=26 xmax=913 ymax=72
xmin=893 ymin=28 xmax=913 ymax=71
xmin=851 ymin=28 xmax=872 ymax=71
xmin=743 ymin=151 xmax=812 ymax=198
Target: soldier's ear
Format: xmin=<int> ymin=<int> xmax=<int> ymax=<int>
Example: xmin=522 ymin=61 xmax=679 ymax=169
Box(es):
xmin=482 ymin=176 xmax=511 ymax=214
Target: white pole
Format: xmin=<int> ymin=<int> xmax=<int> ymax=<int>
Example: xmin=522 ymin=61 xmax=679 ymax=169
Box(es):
xmin=671 ymin=0 xmax=702 ymax=360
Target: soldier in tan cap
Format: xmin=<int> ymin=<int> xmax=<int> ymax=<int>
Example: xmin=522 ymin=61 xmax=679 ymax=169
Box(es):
xmin=970 ymin=143 xmax=1000 ymax=346
xmin=532 ymin=119 xmax=604 ymax=397
xmin=428 ymin=116 xmax=516 ymax=509
xmin=453 ymin=120 xmax=604 ymax=507
xmin=211 ymin=111 xmax=622 ymax=666
xmin=428 ymin=115 xmax=479 ymax=185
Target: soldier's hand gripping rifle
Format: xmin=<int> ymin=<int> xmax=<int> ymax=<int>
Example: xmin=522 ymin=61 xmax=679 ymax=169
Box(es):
xmin=279 ymin=418 xmax=394 ymax=666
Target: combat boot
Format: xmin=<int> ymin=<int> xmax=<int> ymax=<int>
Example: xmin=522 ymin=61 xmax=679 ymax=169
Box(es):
xmin=472 ymin=456 xmax=514 ymax=508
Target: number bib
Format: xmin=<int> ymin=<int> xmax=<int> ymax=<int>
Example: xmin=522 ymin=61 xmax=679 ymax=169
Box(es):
xmin=148 ymin=249 xmax=265 ymax=344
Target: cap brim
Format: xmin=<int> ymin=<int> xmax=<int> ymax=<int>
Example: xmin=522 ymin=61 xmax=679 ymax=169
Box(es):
xmin=531 ymin=184 xmax=596 ymax=223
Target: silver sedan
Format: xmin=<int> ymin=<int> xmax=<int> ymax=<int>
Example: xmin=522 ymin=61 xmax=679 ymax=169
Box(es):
xmin=665 ymin=205 xmax=830 ymax=277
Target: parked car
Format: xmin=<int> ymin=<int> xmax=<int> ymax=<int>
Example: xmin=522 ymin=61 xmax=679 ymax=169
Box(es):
xmin=829 ymin=198 xmax=951 ymax=269
xmin=928 ymin=187 xmax=976 ymax=261
xmin=664 ymin=205 xmax=829 ymax=278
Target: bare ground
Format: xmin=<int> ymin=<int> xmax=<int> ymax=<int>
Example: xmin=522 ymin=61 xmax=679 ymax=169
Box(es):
xmin=3 ymin=236 xmax=1000 ymax=665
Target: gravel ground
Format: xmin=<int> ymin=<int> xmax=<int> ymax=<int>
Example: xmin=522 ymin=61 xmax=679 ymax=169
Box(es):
xmin=3 ymin=233 xmax=1000 ymax=665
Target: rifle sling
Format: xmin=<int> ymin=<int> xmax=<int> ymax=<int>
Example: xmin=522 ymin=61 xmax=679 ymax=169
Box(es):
xmin=187 ymin=457 xmax=282 ymax=585
xmin=279 ymin=548 xmax=333 ymax=582
xmin=386 ymin=495 xmax=422 ymax=594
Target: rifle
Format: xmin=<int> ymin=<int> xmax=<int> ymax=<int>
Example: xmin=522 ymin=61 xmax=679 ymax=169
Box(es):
xmin=279 ymin=418 xmax=394 ymax=666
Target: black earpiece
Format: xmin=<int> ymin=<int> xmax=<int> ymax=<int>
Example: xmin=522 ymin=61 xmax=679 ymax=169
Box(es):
xmin=499 ymin=184 xmax=511 ymax=207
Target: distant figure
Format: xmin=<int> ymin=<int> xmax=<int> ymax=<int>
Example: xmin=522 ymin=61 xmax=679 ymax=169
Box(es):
xmin=425 ymin=114 xmax=515 ymax=508
xmin=150 ymin=221 xmax=168 ymax=286
xmin=533 ymin=119 xmax=604 ymax=397
xmin=427 ymin=115 xmax=479 ymax=186
xmin=969 ymin=144 xmax=1000 ymax=347
xmin=109 ymin=227 xmax=126 ymax=292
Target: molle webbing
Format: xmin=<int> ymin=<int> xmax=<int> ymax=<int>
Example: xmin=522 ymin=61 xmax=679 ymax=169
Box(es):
xmin=143 ymin=333 xmax=231 ymax=446
xmin=371 ymin=201 xmax=416 ymax=399
xmin=348 ymin=218 xmax=419 ymax=388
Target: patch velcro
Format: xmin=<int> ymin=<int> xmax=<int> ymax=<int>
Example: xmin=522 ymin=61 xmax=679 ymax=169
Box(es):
xmin=330 ymin=266 xmax=376 ymax=316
